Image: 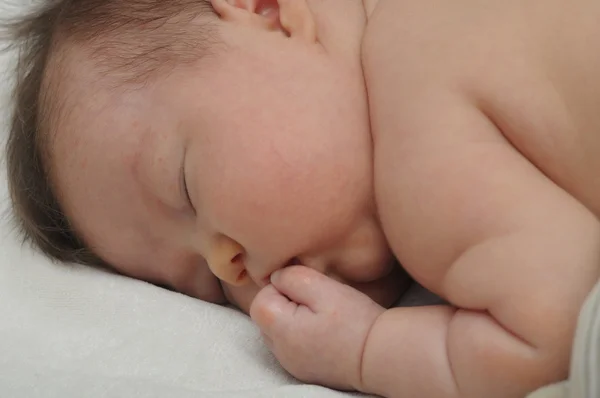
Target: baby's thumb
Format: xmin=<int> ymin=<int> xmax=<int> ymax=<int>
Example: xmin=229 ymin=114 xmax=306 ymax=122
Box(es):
xmin=269 ymin=265 xmax=336 ymax=311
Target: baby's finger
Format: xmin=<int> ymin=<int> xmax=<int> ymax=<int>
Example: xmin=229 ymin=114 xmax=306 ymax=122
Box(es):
xmin=270 ymin=265 xmax=341 ymax=312
xmin=250 ymin=284 xmax=295 ymax=336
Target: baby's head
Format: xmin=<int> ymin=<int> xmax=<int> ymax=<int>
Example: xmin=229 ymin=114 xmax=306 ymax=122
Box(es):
xmin=6 ymin=0 xmax=402 ymax=312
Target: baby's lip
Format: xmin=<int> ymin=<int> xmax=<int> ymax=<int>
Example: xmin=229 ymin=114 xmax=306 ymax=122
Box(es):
xmin=259 ymin=275 xmax=271 ymax=288
xmin=258 ymin=257 xmax=303 ymax=287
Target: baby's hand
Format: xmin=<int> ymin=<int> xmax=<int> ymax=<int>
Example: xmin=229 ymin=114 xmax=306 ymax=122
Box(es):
xmin=249 ymin=266 xmax=384 ymax=392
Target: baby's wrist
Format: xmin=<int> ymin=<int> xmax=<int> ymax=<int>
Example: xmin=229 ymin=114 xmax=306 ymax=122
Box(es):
xmin=355 ymin=307 xmax=386 ymax=394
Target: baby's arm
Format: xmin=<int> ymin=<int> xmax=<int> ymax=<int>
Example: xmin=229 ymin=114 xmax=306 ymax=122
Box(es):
xmin=251 ymin=93 xmax=600 ymax=397
xmin=366 ymin=93 xmax=600 ymax=397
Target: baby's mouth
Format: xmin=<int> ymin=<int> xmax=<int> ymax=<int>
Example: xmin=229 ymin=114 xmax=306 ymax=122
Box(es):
xmin=261 ymin=257 xmax=303 ymax=286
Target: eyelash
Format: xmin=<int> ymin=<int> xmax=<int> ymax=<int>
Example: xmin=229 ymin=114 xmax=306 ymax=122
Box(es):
xmin=182 ymin=167 xmax=194 ymax=211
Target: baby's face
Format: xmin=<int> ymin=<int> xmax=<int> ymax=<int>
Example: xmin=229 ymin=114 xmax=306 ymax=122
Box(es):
xmin=53 ymin=27 xmax=403 ymax=313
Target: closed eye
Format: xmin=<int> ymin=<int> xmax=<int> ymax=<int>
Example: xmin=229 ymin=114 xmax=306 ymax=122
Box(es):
xmin=181 ymin=161 xmax=195 ymax=213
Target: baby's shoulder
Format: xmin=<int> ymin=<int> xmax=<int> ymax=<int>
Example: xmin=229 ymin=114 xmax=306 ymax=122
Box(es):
xmin=363 ymin=0 xmax=499 ymax=76
xmin=363 ymin=0 xmax=600 ymax=101
xmin=365 ymin=0 xmax=600 ymax=216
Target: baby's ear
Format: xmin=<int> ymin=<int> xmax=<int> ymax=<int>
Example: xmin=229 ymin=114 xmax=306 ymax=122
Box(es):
xmin=211 ymin=0 xmax=316 ymax=42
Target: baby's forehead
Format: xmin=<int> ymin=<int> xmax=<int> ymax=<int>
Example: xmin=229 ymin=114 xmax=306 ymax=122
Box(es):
xmin=47 ymin=46 xmax=160 ymax=149
xmin=45 ymin=53 xmax=142 ymax=232
xmin=48 ymin=91 xmax=171 ymax=283
xmin=43 ymin=45 xmax=123 ymax=138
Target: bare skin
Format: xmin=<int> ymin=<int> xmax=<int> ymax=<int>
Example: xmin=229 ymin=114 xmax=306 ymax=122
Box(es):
xmin=252 ymin=0 xmax=600 ymax=397
xmin=51 ymin=0 xmax=600 ymax=397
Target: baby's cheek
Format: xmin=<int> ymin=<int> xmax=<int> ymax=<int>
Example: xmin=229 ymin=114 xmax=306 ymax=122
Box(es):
xmin=205 ymin=172 xmax=325 ymax=257
xmin=201 ymin=153 xmax=300 ymax=241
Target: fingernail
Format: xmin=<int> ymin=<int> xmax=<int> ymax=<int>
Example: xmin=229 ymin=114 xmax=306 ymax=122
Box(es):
xmin=270 ymin=270 xmax=282 ymax=284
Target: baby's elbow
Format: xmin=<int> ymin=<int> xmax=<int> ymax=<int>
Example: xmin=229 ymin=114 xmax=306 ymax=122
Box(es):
xmin=529 ymin=302 xmax=578 ymax=383
xmin=447 ymin=309 xmax=571 ymax=398
xmin=524 ymin=280 xmax=598 ymax=383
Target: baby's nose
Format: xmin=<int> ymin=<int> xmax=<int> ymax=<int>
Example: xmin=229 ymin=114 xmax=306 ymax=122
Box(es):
xmin=206 ymin=235 xmax=250 ymax=287
xmin=206 ymin=236 xmax=335 ymax=288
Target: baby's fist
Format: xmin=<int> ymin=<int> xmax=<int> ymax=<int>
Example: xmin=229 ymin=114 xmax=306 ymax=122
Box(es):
xmin=250 ymin=266 xmax=384 ymax=392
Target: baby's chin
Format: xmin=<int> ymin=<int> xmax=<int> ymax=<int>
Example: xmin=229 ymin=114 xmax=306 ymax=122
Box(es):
xmin=223 ymin=281 xmax=262 ymax=315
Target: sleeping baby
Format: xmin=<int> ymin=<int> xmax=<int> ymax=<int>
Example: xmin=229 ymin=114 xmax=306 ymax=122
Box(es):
xmin=5 ymin=0 xmax=600 ymax=397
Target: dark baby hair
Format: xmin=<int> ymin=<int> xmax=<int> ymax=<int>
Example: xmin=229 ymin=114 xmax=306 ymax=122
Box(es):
xmin=3 ymin=0 xmax=219 ymax=267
